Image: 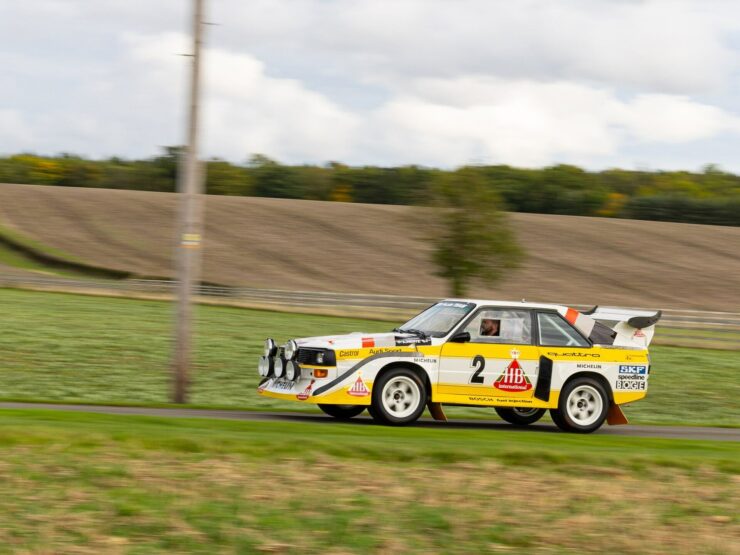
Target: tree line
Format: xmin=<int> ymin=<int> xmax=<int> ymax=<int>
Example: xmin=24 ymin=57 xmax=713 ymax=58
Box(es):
xmin=1 ymin=149 xmax=738 ymax=226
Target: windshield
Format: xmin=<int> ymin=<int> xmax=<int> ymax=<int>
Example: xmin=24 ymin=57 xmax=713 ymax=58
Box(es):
xmin=395 ymin=302 xmax=476 ymax=337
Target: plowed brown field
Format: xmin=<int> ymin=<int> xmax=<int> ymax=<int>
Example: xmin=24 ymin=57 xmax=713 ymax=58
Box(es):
xmin=0 ymin=183 xmax=738 ymax=310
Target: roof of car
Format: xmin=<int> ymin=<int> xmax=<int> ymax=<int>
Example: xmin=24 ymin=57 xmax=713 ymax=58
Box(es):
xmin=443 ymin=299 xmax=570 ymax=311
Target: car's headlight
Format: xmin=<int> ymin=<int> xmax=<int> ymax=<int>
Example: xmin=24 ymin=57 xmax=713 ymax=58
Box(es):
xmin=284 ymin=340 xmax=298 ymax=360
xmin=316 ymin=351 xmax=325 ymax=365
xmin=264 ymin=338 xmax=277 ymax=358
xmin=258 ymin=356 xmax=274 ymax=377
xmin=285 ymin=360 xmax=300 ymax=381
xmin=274 ymin=357 xmax=285 ymax=378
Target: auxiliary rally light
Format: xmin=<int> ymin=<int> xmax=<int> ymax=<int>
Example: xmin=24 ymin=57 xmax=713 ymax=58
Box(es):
xmin=274 ymin=357 xmax=285 ymax=378
xmin=285 ymin=360 xmax=300 ymax=381
xmin=257 ymin=356 xmax=274 ymax=377
xmin=284 ymin=340 xmax=298 ymax=360
xmin=264 ymin=338 xmax=277 ymax=358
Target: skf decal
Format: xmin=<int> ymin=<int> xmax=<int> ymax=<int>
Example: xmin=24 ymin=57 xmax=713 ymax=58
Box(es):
xmin=362 ymin=337 xmax=375 ymax=348
xmin=619 ymin=365 xmax=647 ymax=375
xmin=493 ymin=350 xmax=532 ymax=392
xmin=347 ymin=373 xmax=370 ymax=397
xmin=296 ymin=379 xmax=316 ymax=400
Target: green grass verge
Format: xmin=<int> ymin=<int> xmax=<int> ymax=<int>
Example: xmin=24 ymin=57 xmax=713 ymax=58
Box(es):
xmin=0 ymin=409 xmax=736 ymax=554
xmin=0 ymin=288 xmax=738 ymax=426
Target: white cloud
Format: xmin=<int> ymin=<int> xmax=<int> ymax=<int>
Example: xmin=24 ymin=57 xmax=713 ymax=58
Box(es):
xmin=218 ymin=0 xmax=739 ymax=94
xmin=618 ymin=94 xmax=738 ymax=143
xmin=355 ymin=78 xmax=740 ymax=167
xmin=123 ymin=33 xmax=359 ymax=161
xmin=0 ymin=110 xmax=34 ymax=149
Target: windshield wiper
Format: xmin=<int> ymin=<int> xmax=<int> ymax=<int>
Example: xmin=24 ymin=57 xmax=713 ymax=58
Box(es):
xmin=393 ymin=328 xmax=429 ymax=339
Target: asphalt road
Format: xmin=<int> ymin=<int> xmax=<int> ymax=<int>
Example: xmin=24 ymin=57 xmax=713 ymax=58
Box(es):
xmin=1 ymin=402 xmax=738 ymax=441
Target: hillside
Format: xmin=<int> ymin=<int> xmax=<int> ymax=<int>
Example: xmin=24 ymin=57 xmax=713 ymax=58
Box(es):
xmin=0 ymin=183 xmax=738 ymax=311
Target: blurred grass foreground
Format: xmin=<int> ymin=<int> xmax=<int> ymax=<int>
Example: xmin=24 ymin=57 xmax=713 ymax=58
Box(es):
xmin=0 ymin=409 xmax=736 ymax=553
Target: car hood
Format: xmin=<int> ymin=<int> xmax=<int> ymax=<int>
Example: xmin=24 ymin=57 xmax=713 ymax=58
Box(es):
xmin=294 ymin=331 xmax=431 ymax=350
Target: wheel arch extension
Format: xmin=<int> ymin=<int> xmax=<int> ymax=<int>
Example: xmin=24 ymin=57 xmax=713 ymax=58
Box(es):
xmin=377 ymin=361 xmax=432 ymax=399
xmin=562 ymin=371 xmax=614 ymax=403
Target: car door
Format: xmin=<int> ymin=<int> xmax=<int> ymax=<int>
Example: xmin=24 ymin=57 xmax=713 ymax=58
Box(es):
xmin=436 ymin=307 xmax=539 ymax=406
xmin=535 ymin=310 xmax=599 ymax=398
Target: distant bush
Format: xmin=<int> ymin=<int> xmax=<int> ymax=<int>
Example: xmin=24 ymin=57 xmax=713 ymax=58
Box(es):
xmin=1 ymin=150 xmax=738 ymax=226
xmin=625 ymin=195 xmax=740 ymax=226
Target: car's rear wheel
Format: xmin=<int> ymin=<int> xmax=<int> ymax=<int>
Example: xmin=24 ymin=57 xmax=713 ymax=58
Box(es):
xmin=371 ymin=367 xmax=426 ymax=426
xmin=551 ymin=377 xmax=609 ymax=433
xmin=318 ymin=404 xmax=366 ymax=420
xmin=495 ymin=407 xmax=546 ymax=426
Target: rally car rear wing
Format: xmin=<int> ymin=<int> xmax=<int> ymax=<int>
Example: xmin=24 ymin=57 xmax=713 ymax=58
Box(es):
xmin=581 ymin=306 xmax=662 ymax=347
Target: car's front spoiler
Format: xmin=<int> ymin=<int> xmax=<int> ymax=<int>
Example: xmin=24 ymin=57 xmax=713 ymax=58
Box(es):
xmin=257 ymin=374 xmax=373 ymax=405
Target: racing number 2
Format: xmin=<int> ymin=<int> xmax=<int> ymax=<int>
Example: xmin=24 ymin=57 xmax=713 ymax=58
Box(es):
xmin=470 ymin=355 xmax=485 ymax=384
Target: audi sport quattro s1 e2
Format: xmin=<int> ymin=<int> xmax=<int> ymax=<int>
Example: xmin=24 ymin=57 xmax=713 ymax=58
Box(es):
xmin=256 ymin=300 xmax=661 ymax=433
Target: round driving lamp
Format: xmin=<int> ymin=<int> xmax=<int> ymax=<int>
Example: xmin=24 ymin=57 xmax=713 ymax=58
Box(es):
xmin=273 ymin=357 xmax=285 ymax=379
xmin=284 ymin=340 xmax=298 ymax=360
xmin=315 ymin=351 xmax=325 ymax=365
xmin=264 ymin=338 xmax=277 ymax=358
xmin=258 ymin=355 xmax=274 ymax=378
xmin=285 ymin=360 xmax=301 ymax=381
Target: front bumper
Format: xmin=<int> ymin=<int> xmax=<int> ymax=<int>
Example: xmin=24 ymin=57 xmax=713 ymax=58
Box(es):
xmin=257 ymin=363 xmax=373 ymax=405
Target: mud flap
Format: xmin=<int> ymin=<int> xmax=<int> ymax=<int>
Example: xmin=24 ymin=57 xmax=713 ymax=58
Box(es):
xmin=427 ymin=401 xmax=447 ymax=422
xmin=606 ymin=403 xmax=629 ymax=425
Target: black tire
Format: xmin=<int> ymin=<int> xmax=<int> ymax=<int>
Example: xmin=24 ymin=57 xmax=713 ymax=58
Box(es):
xmin=317 ymin=404 xmax=366 ymax=420
xmin=371 ymin=367 xmax=427 ymax=426
xmin=367 ymin=404 xmax=380 ymax=420
xmin=495 ymin=407 xmax=546 ymax=426
xmin=552 ymin=377 xmax=609 ymax=433
xmin=549 ymin=408 xmax=567 ymax=429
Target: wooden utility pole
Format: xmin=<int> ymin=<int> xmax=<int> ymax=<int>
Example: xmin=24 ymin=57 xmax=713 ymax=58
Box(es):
xmin=172 ymin=0 xmax=205 ymax=403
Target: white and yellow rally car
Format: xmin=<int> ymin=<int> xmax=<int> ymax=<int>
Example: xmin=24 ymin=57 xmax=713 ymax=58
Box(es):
xmin=257 ymin=300 xmax=661 ymax=433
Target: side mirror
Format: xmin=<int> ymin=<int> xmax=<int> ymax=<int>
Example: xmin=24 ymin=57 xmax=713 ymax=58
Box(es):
xmin=449 ymin=331 xmax=470 ymax=343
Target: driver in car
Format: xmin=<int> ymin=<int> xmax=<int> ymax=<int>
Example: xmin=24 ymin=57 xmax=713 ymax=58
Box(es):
xmin=480 ymin=318 xmax=501 ymax=337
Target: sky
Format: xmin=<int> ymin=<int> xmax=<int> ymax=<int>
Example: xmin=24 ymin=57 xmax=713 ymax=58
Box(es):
xmin=1 ymin=0 xmax=740 ymax=171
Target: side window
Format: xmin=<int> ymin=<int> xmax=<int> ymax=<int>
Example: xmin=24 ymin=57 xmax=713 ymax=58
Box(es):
xmin=464 ymin=309 xmax=533 ymax=345
xmin=537 ymin=313 xmax=590 ymax=347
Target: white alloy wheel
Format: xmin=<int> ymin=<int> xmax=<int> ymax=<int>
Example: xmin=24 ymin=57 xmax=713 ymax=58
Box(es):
xmin=381 ymin=376 xmax=422 ymax=419
xmin=565 ymin=384 xmax=603 ymax=427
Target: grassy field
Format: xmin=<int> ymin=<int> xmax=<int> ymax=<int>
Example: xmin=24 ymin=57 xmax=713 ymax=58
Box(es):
xmin=0 ymin=408 xmax=736 ymax=554
xmin=2 ymin=183 xmax=740 ymax=310
xmin=0 ymin=289 xmax=738 ymax=427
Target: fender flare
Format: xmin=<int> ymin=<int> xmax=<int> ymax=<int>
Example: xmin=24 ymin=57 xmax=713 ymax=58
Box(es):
xmin=312 ymin=351 xmax=421 ymax=397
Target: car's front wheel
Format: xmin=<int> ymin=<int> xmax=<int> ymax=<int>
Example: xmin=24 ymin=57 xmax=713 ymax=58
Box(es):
xmin=318 ymin=404 xmax=366 ymax=420
xmin=371 ymin=367 xmax=427 ymax=426
xmin=495 ymin=407 xmax=546 ymax=426
xmin=551 ymin=377 xmax=609 ymax=433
